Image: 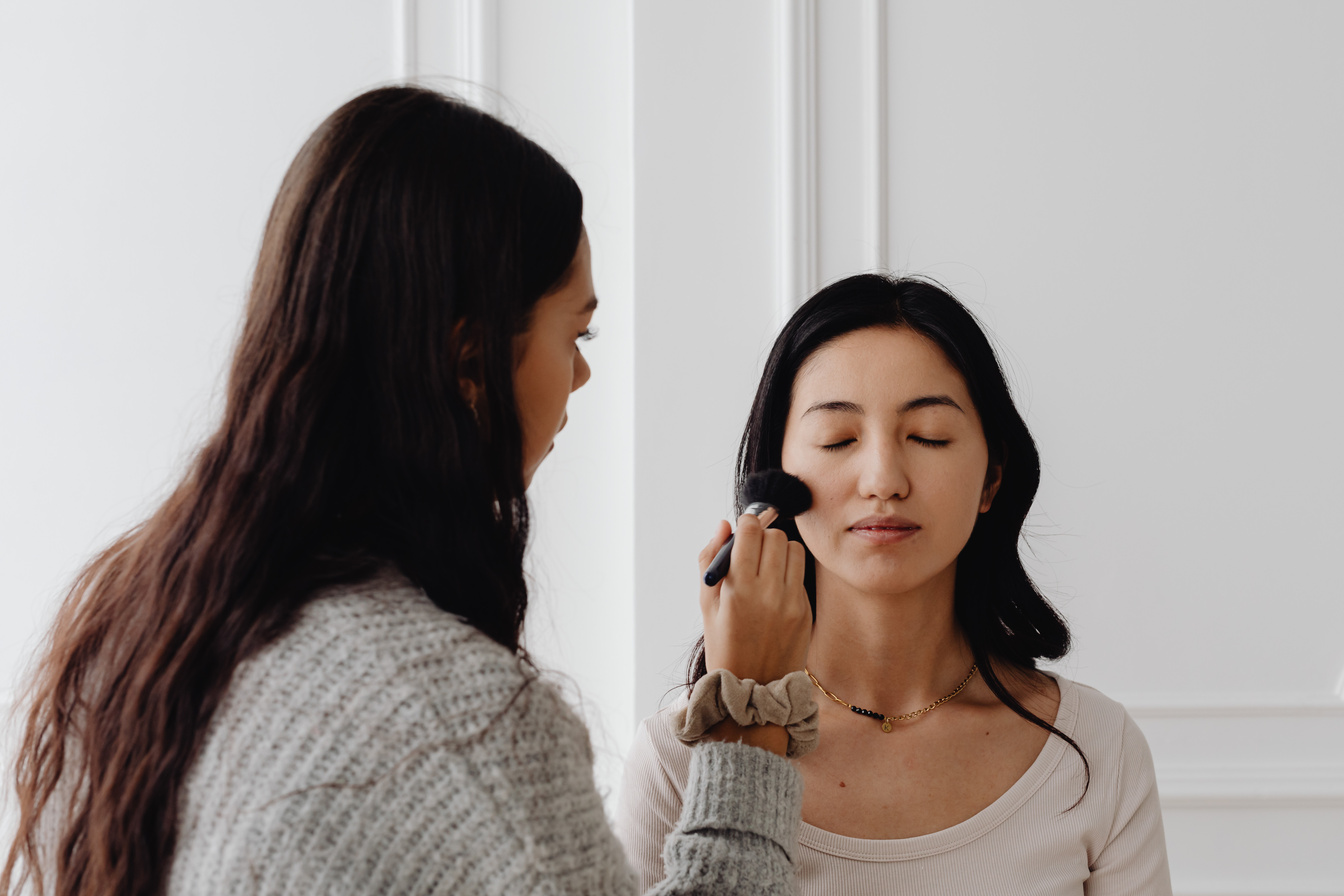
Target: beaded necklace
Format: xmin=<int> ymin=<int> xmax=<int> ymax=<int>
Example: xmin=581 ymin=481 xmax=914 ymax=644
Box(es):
xmin=805 ymin=664 xmax=978 ymax=733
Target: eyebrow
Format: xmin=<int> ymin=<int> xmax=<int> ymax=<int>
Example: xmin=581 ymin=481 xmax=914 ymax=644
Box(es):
xmin=801 ymin=394 xmax=965 ymax=417
xmin=579 ymin=295 xmax=599 ymax=314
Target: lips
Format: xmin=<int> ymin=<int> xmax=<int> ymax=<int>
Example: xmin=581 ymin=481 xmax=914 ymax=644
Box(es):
xmin=848 ymin=515 xmax=921 ymax=545
xmin=849 ymin=515 xmax=920 ymax=532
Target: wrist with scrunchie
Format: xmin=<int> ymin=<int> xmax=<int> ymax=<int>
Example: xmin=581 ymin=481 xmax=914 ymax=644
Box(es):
xmin=672 ymin=669 xmax=819 ymax=759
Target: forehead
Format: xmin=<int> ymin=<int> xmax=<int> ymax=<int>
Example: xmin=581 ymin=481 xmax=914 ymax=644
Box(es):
xmin=790 ymin=326 xmax=971 ymax=410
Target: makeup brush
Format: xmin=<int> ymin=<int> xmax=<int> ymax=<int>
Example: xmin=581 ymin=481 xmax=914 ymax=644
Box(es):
xmin=702 ymin=470 xmax=812 ymax=587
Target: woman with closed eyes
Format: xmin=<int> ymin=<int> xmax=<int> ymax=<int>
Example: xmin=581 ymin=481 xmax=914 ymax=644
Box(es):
xmin=618 ymin=274 xmax=1173 ymax=895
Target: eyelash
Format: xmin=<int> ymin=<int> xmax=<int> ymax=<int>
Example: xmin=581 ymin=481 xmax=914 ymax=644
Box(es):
xmin=578 ymin=327 xmax=599 ymax=343
xmin=820 ymin=436 xmax=950 ymax=451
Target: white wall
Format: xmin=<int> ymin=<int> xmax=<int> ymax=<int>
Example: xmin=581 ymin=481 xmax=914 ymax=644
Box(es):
xmin=0 ymin=0 xmax=397 ymax=699
xmin=491 ymin=0 xmax=637 ymax=803
xmin=3 ymin=1 xmax=1342 ymax=892
xmin=629 ymin=1 xmax=1344 ymax=892
xmin=631 ymin=0 xmax=786 ymax=722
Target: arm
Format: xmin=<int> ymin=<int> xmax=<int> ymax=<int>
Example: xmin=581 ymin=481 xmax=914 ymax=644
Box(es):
xmin=619 ymin=719 xmax=799 ymax=896
xmin=390 ymin=515 xmax=806 ymax=896
xmin=616 ymin=518 xmax=809 ymax=895
xmin=650 ymin=741 xmax=802 ymax=896
xmin=417 ymin=678 xmax=799 ymax=896
xmin=1085 ymin=712 xmax=1173 ymax=896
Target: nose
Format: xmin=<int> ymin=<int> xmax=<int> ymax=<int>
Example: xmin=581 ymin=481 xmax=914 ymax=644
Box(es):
xmin=856 ymin=437 xmax=910 ymax=501
xmin=572 ymin=347 xmax=592 ymax=392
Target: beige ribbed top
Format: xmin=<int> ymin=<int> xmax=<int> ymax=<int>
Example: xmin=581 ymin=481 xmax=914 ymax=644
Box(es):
xmin=617 ymin=673 xmax=1172 ymax=895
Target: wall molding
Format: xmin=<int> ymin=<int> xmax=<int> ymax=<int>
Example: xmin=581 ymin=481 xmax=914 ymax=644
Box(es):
xmin=859 ymin=0 xmax=888 ymax=271
xmin=398 ymin=0 xmax=498 ymax=108
xmin=453 ymin=0 xmax=498 ymax=112
xmin=395 ymin=0 xmax=418 ymax=82
xmin=1114 ymin=689 xmax=1344 ymax=810
xmin=1158 ymin=762 xmax=1344 ymax=809
xmin=1121 ymin=691 xmax=1344 ymax=720
xmin=774 ymin=0 xmax=817 ymax=320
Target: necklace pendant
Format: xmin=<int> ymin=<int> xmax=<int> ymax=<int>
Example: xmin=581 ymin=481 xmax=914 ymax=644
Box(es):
xmin=806 ymin=664 xmax=979 ymax=738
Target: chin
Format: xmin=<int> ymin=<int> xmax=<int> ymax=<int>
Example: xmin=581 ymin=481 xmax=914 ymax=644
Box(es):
xmin=824 ymin=559 xmax=944 ymax=599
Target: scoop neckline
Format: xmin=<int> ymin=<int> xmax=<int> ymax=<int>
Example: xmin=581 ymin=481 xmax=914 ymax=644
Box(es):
xmin=797 ymin=670 xmax=1078 ymax=862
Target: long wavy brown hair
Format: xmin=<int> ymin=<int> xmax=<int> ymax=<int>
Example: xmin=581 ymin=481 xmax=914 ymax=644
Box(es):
xmin=3 ymin=86 xmax=582 ymax=896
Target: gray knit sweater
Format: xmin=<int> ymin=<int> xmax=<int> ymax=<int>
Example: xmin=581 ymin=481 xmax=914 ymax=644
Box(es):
xmin=165 ymin=570 xmax=802 ymax=895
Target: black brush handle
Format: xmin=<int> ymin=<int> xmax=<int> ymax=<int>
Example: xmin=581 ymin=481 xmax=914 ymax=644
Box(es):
xmin=703 ymin=535 xmax=736 ymax=586
xmin=702 ymin=502 xmax=776 ymax=587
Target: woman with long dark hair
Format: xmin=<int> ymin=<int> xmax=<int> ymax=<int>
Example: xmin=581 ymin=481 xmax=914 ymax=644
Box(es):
xmin=619 ymin=275 xmax=1172 ymax=894
xmin=3 ymin=86 xmax=814 ymax=896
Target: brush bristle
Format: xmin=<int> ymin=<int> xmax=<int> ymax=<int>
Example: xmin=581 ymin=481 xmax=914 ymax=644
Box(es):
xmin=740 ymin=470 xmax=812 ymax=518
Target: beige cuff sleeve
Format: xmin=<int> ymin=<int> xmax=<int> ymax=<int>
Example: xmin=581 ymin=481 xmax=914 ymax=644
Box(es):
xmin=672 ymin=669 xmax=819 ymax=759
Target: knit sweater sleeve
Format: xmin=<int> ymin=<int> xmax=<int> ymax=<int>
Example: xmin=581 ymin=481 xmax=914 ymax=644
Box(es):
xmin=650 ymin=741 xmax=802 ymax=896
xmin=438 ymin=670 xmax=803 ymax=896
xmin=615 ymin=707 xmax=801 ymax=896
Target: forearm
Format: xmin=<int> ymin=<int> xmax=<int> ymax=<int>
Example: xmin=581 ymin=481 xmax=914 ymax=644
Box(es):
xmin=647 ymin=740 xmax=802 ymax=896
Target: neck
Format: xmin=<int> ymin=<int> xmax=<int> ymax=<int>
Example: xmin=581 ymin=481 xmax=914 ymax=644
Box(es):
xmin=806 ymin=564 xmax=975 ymax=714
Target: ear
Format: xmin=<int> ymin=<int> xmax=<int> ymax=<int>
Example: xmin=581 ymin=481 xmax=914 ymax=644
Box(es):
xmin=447 ymin=319 xmax=484 ymax=416
xmin=979 ymin=461 xmax=1004 ymax=514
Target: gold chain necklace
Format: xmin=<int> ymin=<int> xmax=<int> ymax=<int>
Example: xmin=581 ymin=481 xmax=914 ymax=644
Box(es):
xmin=806 ymin=664 xmax=978 ymax=733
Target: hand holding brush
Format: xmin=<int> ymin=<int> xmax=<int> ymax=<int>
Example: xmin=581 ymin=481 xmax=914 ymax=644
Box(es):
xmin=694 ymin=470 xmax=815 ymax=755
xmin=702 ymin=470 xmax=813 ymax=586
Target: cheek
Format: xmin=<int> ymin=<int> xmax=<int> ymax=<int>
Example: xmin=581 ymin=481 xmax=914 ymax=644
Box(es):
xmin=784 ymin=461 xmax=850 ymax=552
xmin=540 ymin=359 xmax=572 ymax=422
xmin=517 ymin=349 xmax=568 ymax=427
xmin=923 ymin=452 xmax=992 ymax=524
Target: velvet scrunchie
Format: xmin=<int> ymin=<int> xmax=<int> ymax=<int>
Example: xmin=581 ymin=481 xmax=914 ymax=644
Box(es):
xmin=673 ymin=669 xmax=819 ymax=759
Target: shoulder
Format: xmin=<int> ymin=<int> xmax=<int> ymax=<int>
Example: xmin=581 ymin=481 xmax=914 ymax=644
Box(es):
xmin=1047 ymin=677 xmax=1171 ymax=883
xmin=278 ymin=568 xmax=544 ymax=726
xmin=1052 ymin=674 xmax=1148 ymax=755
xmin=211 ymin=567 xmax=586 ymax=774
xmin=297 ymin=567 xmax=522 ymax=680
xmin=1048 ymin=673 xmax=1159 ymax=801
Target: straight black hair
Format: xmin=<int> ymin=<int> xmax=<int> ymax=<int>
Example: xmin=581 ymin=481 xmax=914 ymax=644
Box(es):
xmin=688 ymin=273 xmax=1088 ymax=795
